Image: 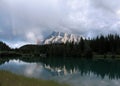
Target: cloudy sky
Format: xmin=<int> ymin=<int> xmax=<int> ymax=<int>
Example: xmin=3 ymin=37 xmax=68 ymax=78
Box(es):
xmin=0 ymin=0 xmax=120 ymax=48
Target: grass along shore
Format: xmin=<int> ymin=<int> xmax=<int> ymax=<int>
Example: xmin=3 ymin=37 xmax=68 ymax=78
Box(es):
xmin=0 ymin=70 xmax=68 ymax=86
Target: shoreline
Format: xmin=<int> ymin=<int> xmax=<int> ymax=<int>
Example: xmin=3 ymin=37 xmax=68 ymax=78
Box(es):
xmin=0 ymin=70 xmax=68 ymax=86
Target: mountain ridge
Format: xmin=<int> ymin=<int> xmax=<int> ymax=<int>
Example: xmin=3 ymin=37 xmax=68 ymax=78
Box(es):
xmin=42 ymin=31 xmax=84 ymax=44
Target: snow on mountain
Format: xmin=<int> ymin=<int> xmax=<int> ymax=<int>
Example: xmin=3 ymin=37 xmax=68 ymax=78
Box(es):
xmin=42 ymin=31 xmax=84 ymax=44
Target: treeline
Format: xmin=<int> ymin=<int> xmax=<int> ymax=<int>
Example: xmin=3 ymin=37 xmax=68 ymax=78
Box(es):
xmin=90 ymin=34 xmax=120 ymax=55
xmin=0 ymin=41 xmax=11 ymax=51
xmin=0 ymin=41 xmax=21 ymax=57
xmin=17 ymin=37 xmax=92 ymax=58
xmin=1 ymin=34 xmax=120 ymax=58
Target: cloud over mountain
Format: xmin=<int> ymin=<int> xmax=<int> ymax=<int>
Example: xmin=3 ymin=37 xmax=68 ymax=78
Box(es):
xmin=0 ymin=0 xmax=120 ymax=47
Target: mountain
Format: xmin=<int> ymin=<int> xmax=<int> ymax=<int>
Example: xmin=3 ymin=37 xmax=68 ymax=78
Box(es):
xmin=42 ymin=31 xmax=84 ymax=44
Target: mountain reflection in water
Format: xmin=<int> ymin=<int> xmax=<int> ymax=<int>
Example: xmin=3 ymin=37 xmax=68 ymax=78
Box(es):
xmin=0 ymin=58 xmax=120 ymax=86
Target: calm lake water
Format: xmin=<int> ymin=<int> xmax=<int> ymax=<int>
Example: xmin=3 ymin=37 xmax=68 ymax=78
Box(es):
xmin=0 ymin=58 xmax=120 ymax=86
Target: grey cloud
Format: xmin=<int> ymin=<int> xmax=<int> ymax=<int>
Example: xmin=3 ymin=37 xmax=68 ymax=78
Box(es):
xmin=0 ymin=0 xmax=120 ymax=47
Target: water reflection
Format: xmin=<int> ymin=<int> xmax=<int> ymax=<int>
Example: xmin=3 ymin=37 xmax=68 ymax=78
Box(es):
xmin=0 ymin=60 xmax=54 ymax=79
xmin=41 ymin=58 xmax=120 ymax=79
xmin=0 ymin=58 xmax=120 ymax=86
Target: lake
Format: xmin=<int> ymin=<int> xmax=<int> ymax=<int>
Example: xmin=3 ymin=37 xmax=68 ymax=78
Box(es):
xmin=0 ymin=58 xmax=120 ymax=86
